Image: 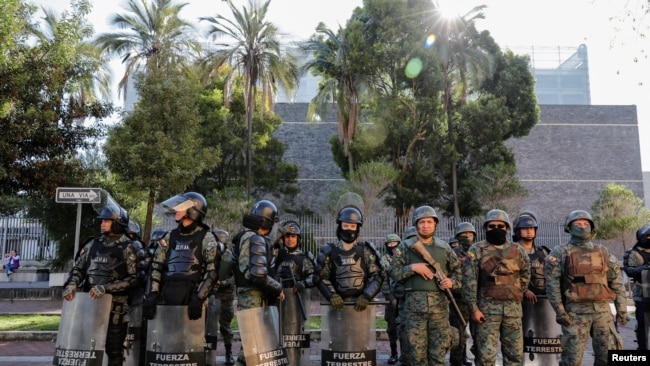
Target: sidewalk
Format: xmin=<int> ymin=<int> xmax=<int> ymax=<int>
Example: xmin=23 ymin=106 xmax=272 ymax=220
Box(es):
xmin=0 ymin=295 xmax=642 ymax=365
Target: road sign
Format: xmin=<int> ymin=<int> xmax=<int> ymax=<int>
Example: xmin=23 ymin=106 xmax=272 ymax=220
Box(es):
xmin=56 ymin=187 xmax=102 ymax=203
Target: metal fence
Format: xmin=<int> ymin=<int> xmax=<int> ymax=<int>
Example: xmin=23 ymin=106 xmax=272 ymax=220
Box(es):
xmin=3 ymin=214 xmax=572 ymax=262
xmin=0 ymin=216 xmax=58 ymax=262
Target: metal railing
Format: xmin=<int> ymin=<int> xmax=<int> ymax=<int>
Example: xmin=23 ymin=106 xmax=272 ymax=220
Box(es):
xmin=2 ymin=214 xmax=572 ymax=262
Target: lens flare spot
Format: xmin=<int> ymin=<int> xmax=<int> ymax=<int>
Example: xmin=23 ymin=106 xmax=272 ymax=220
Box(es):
xmin=405 ymin=58 xmax=423 ymax=79
xmin=424 ymin=34 xmax=436 ymax=48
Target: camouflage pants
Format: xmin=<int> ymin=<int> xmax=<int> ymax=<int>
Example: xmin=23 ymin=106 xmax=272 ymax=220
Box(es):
xmin=475 ymin=314 xmax=522 ymax=366
xmin=404 ymin=309 xmax=451 ymax=365
xmin=236 ymin=292 xmax=265 ymax=366
xmin=449 ymin=300 xmax=470 ymax=365
xmin=216 ymin=291 xmax=235 ymax=347
xmin=384 ymin=301 xmax=398 ymax=352
xmin=396 ymin=303 xmax=410 ymax=365
xmin=559 ymin=311 xmax=612 ymax=366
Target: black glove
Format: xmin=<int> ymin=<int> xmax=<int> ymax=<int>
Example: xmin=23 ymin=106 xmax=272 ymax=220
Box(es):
xmin=293 ymin=281 xmax=306 ymax=293
xmin=142 ymin=292 xmax=159 ymax=320
xmin=188 ymin=294 xmax=203 ymax=320
xmin=330 ymin=293 xmax=345 ymax=311
xmin=354 ymin=294 xmax=370 ymax=312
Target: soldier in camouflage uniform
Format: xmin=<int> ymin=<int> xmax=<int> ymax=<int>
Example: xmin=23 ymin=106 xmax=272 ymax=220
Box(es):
xmin=396 ymin=226 xmax=417 ymax=366
xmin=623 ymin=223 xmax=650 ymax=350
xmin=391 ymin=206 xmax=462 ymax=366
xmin=213 ymin=229 xmax=236 ymax=365
xmin=142 ymin=192 xmax=219 ymax=323
xmin=462 ymin=209 xmax=530 ymax=366
xmin=380 ymin=233 xmax=402 ymax=364
xmin=512 ymin=213 xmax=549 ymax=303
xmin=232 ymin=200 xmax=284 ymax=366
xmin=63 ymin=199 xmax=139 ymax=366
xmin=544 ymin=210 xmax=628 ymax=366
xmin=449 ymin=222 xmax=476 ymax=366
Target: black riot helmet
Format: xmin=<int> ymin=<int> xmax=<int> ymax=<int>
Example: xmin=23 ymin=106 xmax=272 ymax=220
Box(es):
xmin=162 ymin=192 xmax=208 ymax=222
xmin=512 ymin=213 xmax=538 ymax=242
xmin=94 ymin=190 xmax=129 ymax=235
xmin=243 ymin=200 xmax=278 ymax=230
xmin=282 ymin=220 xmax=302 ymax=236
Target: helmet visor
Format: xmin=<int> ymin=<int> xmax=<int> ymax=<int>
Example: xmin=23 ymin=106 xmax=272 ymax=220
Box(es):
xmin=162 ymin=194 xmax=195 ymax=213
xmin=93 ymin=189 xmax=121 ymax=219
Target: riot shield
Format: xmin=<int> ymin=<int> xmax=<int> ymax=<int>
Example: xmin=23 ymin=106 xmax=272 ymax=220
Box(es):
xmin=145 ymin=305 xmax=206 ymax=366
xmin=522 ymin=295 xmax=562 ymax=365
xmin=124 ymin=303 xmax=143 ymax=366
xmin=54 ymin=294 xmax=112 ymax=366
xmin=335 ymin=192 xmax=365 ymax=215
xmin=205 ymin=295 xmax=221 ymax=362
xmin=281 ymin=288 xmax=310 ymax=365
xmin=642 ymin=269 xmax=650 ymax=350
xmin=237 ymin=306 xmax=289 ymax=366
xmin=320 ymin=302 xmax=377 ymax=366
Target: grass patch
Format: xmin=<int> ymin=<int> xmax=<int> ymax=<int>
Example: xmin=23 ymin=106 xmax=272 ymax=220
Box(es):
xmin=0 ymin=314 xmax=60 ymax=331
xmin=0 ymin=314 xmax=387 ymax=332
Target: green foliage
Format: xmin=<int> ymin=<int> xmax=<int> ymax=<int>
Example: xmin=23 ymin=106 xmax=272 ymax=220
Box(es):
xmin=591 ymin=183 xmax=650 ymax=256
xmin=204 ymin=186 xmax=252 ymax=235
xmin=104 ymin=64 xmax=220 ymax=242
xmin=0 ymin=0 xmax=112 ymax=199
xmin=0 ymin=314 xmax=60 ymax=331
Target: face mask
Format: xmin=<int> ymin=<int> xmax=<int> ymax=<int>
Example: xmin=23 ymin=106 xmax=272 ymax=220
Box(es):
xmin=570 ymin=225 xmax=591 ymax=240
xmin=458 ymin=236 xmax=472 ymax=249
xmin=337 ymin=226 xmax=358 ymax=243
xmin=485 ymin=229 xmax=507 ymax=245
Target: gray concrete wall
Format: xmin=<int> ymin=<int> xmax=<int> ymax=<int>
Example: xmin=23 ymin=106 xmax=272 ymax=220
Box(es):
xmin=273 ymin=103 xmax=644 ymax=222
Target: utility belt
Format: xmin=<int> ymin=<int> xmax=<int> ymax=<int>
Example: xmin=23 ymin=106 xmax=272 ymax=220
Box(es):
xmin=237 ymin=288 xmax=264 ymax=297
xmin=281 ymin=278 xmax=297 ymax=288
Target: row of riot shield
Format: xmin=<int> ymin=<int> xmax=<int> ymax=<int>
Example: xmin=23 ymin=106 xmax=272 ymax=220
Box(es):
xmin=54 ymin=290 xmax=385 ymax=366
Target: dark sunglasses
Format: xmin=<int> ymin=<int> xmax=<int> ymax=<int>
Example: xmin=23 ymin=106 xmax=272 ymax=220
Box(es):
xmin=487 ymin=224 xmax=507 ymax=230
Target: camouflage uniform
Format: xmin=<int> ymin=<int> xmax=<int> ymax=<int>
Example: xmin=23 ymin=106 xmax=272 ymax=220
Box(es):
xmin=450 ymin=243 xmax=472 ymax=365
xmin=544 ymin=210 xmax=627 ymax=366
xmin=380 ymin=249 xmax=399 ymax=362
xmin=64 ymin=225 xmax=139 ymax=366
xmin=391 ymin=236 xmax=462 ymax=365
xmin=232 ymin=200 xmax=283 ymax=366
xmin=623 ymin=224 xmax=650 ymax=350
xmin=462 ymin=239 xmax=530 ymax=366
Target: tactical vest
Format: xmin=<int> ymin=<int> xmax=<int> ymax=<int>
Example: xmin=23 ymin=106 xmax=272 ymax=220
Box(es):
xmin=328 ymin=244 xmax=367 ymax=298
xmin=277 ymin=249 xmax=306 ymax=287
xmin=403 ymin=240 xmax=448 ymax=292
xmin=527 ymin=247 xmax=547 ymax=294
xmin=85 ymin=237 xmax=130 ymax=294
xmin=165 ymin=228 xmax=208 ymax=283
xmin=478 ymin=242 xmax=523 ymax=301
xmin=561 ymin=244 xmax=615 ymax=302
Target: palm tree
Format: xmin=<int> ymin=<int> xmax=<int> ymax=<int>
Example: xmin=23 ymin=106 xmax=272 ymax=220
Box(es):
xmin=94 ymin=0 xmax=200 ymax=99
xmin=431 ymin=3 xmax=493 ymax=219
xmin=299 ymin=23 xmax=366 ymax=175
xmin=32 ymin=6 xmax=112 ymax=103
xmin=200 ymin=0 xmax=299 ymax=198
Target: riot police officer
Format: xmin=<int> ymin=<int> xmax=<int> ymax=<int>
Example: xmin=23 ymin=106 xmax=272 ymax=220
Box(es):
xmin=462 ymin=209 xmax=530 ymax=366
xmin=232 ymin=200 xmax=285 ymax=365
xmin=142 ymin=192 xmax=219 ymax=321
xmin=275 ymin=219 xmax=317 ymax=365
xmin=623 ymin=223 xmax=650 ymax=350
xmin=544 ymin=210 xmax=628 ymax=366
xmin=380 ymin=233 xmax=402 ymax=364
xmin=62 ymin=195 xmax=139 ymax=366
xmin=316 ymin=199 xmax=382 ymax=311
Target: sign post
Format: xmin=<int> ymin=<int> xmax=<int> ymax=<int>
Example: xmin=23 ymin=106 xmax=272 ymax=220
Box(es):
xmin=55 ymin=188 xmax=102 ymax=258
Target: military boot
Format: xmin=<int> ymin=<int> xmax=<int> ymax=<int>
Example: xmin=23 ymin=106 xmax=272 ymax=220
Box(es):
xmin=387 ymin=341 xmax=398 ymax=364
xmin=224 ymin=344 xmax=235 ymax=365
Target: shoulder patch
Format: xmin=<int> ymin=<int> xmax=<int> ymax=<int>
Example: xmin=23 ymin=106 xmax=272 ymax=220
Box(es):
xmin=159 ymin=239 xmax=168 ymax=248
xmin=467 ymin=251 xmax=476 ymax=260
xmin=545 ymin=255 xmax=560 ymax=266
xmin=393 ymin=248 xmax=403 ymax=257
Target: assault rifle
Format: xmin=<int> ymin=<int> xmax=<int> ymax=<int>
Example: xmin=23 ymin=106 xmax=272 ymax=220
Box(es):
xmin=410 ymin=240 xmax=466 ymax=327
